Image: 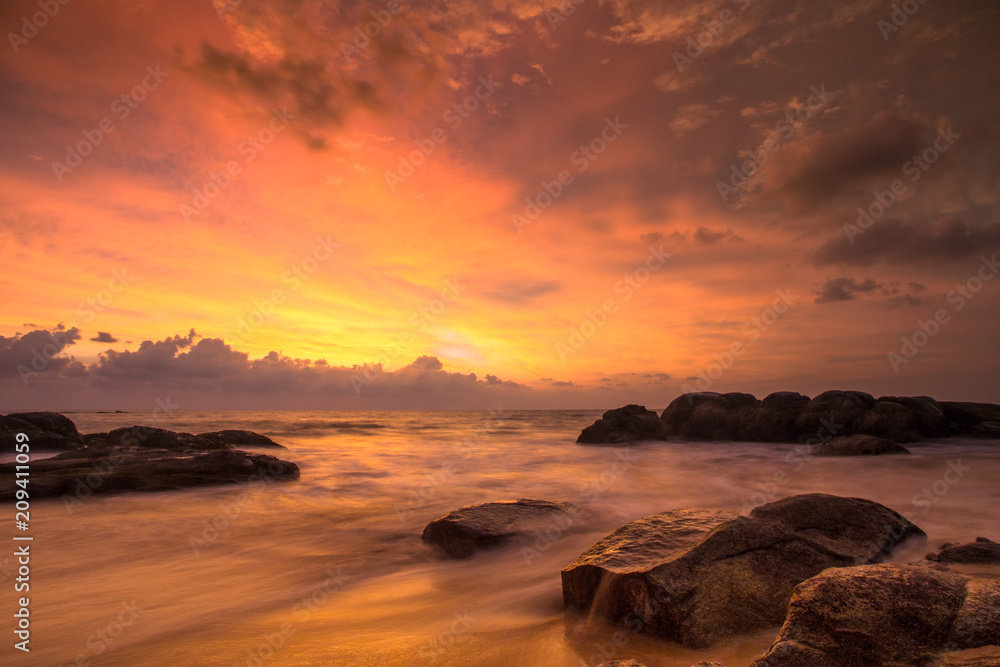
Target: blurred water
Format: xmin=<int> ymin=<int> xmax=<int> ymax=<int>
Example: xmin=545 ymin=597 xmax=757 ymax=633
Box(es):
xmin=3 ymin=410 xmax=999 ymax=666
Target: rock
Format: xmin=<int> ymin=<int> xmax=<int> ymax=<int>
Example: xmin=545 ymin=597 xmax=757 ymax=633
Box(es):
xmin=929 ymin=538 xmax=1000 ymax=565
xmin=857 ymin=400 xmax=923 ymax=442
xmin=0 ymin=447 xmax=299 ymax=501
xmin=596 ymin=661 xmax=646 ymax=667
xmin=562 ymin=494 xmax=924 ymax=648
xmin=197 ymin=430 xmax=286 ymax=449
xmin=691 ymin=663 xmax=726 ymax=667
xmin=811 ymin=434 xmax=911 ymax=457
xmin=562 ymin=508 xmax=737 ymax=612
xmin=795 ymin=390 xmax=876 ymax=442
xmin=422 ymin=499 xmax=578 ymax=558
xmin=743 ymin=392 xmax=811 ymax=442
xmin=659 ymin=392 xmax=721 ymax=435
xmin=5 ymin=412 xmax=81 ymax=439
xmin=105 ymin=425 xmax=225 ymax=450
xmin=682 ymin=392 xmax=761 ymax=440
xmin=751 ymin=564 xmax=1000 ymax=667
xmin=941 ymin=402 xmax=1000 ymax=437
xmin=1 ymin=412 xmax=84 ymax=452
xmin=881 ymin=396 xmax=950 ymax=437
xmin=577 ymin=405 xmax=667 ymax=444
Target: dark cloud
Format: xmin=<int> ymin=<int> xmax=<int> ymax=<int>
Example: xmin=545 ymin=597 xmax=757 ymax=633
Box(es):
xmin=814 ymin=278 xmax=922 ymax=306
xmin=551 ymin=380 xmax=575 ymax=387
xmin=694 ymin=227 xmax=744 ymax=245
xmin=815 ymin=219 xmax=1000 ymax=267
xmin=0 ymin=326 xmax=85 ymax=380
xmin=1 ymin=329 xmax=530 ymax=409
xmin=90 ymin=332 xmax=119 ymax=343
xmin=762 ymin=112 xmax=931 ymax=206
xmin=482 ymin=279 xmax=562 ymax=305
xmin=185 ymin=42 xmax=384 ymax=147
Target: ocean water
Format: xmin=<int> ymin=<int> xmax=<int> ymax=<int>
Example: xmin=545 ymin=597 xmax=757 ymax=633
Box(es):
xmin=3 ymin=409 xmax=1000 ymax=666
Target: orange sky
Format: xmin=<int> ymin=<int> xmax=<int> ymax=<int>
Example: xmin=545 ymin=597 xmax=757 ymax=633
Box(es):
xmin=1 ymin=0 xmax=999 ymax=409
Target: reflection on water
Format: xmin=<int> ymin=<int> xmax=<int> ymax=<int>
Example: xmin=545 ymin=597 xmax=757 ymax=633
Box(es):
xmin=4 ymin=410 xmax=999 ymax=666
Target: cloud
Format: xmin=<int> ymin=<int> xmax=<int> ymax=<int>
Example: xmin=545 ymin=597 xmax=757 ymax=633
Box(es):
xmin=669 ymin=103 xmax=725 ymax=136
xmin=482 ymin=279 xmax=562 ymax=305
xmin=815 ymin=219 xmax=1000 ymax=266
xmin=740 ymin=110 xmax=929 ymax=209
xmin=551 ymin=380 xmax=575 ymax=387
xmin=813 ymin=278 xmax=923 ymax=306
xmin=90 ymin=332 xmax=119 ymax=343
xmin=0 ymin=329 xmax=531 ymax=410
xmin=694 ymin=227 xmax=743 ymax=245
xmin=0 ymin=326 xmax=85 ymax=379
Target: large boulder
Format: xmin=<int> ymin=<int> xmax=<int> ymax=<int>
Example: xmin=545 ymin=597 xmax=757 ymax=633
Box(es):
xmin=682 ymin=392 xmax=761 ymax=440
xmin=562 ymin=508 xmax=738 ymax=614
xmin=1 ymin=412 xmax=85 ymax=452
xmin=880 ymin=396 xmax=950 ymax=437
xmin=0 ymin=447 xmax=299 ymax=501
xmin=577 ymin=405 xmax=667 ymax=444
xmin=751 ymin=564 xmax=1000 ymax=667
xmin=811 ymin=434 xmax=911 ymax=457
xmin=795 ymin=390 xmax=876 ymax=442
xmin=743 ymin=392 xmax=811 ymax=443
xmin=422 ymin=499 xmax=578 ymax=558
xmin=562 ymin=494 xmax=924 ymax=648
xmin=940 ymin=402 xmax=1000 ymax=437
xmin=928 ymin=538 xmax=1000 ymax=565
xmin=857 ymin=400 xmax=923 ymax=442
xmin=660 ymin=392 xmax=721 ymax=435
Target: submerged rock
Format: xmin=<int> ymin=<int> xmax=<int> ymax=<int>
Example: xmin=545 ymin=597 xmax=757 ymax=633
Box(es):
xmin=928 ymin=537 xmax=1000 ymax=565
xmin=810 ymin=434 xmax=911 ymax=457
xmin=197 ymin=430 xmax=286 ymax=449
xmin=562 ymin=494 xmax=924 ymax=648
xmin=751 ymin=564 xmax=1000 ymax=667
xmin=0 ymin=447 xmax=299 ymax=501
xmin=422 ymin=499 xmax=578 ymax=558
xmin=577 ymin=405 xmax=667 ymax=444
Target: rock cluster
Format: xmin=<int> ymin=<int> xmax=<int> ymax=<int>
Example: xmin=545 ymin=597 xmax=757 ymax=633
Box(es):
xmin=578 ymin=390 xmax=1000 ymax=444
xmin=0 ymin=412 xmax=296 ymax=501
xmin=561 ymin=494 xmax=924 ymax=647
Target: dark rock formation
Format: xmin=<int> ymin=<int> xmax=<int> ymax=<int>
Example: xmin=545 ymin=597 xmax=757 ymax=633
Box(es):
xmin=562 ymin=508 xmax=737 ymax=614
xmin=928 ymin=538 xmax=1000 ymax=565
xmin=795 ymin=390 xmax=876 ymax=441
xmin=743 ymin=392 xmax=811 ymax=442
xmin=562 ymin=494 xmax=924 ymax=648
xmin=681 ymin=392 xmax=761 ymax=440
xmin=1 ymin=412 xmax=84 ymax=452
xmin=422 ymin=499 xmax=578 ymax=558
xmin=578 ymin=391 xmax=1000 ymax=444
xmin=0 ymin=413 xmax=296 ymax=500
xmin=197 ymin=430 xmax=285 ymax=448
xmin=811 ymin=434 xmax=911 ymax=457
xmin=0 ymin=447 xmax=299 ymax=501
xmin=751 ymin=564 xmax=1000 ymax=667
xmin=942 ymin=402 xmax=1000 ymax=438
xmin=577 ymin=405 xmax=667 ymax=444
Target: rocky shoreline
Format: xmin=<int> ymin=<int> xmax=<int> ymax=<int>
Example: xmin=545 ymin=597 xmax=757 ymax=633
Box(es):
xmin=0 ymin=412 xmax=299 ymax=501
xmin=577 ymin=390 xmax=1000 ymax=445
xmin=423 ymin=495 xmax=1000 ymax=666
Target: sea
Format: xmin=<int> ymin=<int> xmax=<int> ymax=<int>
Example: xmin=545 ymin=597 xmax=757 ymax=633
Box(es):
xmin=4 ymin=409 xmax=1000 ymax=666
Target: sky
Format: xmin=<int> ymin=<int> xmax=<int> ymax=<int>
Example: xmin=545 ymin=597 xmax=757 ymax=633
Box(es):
xmin=1 ymin=0 xmax=999 ymax=411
